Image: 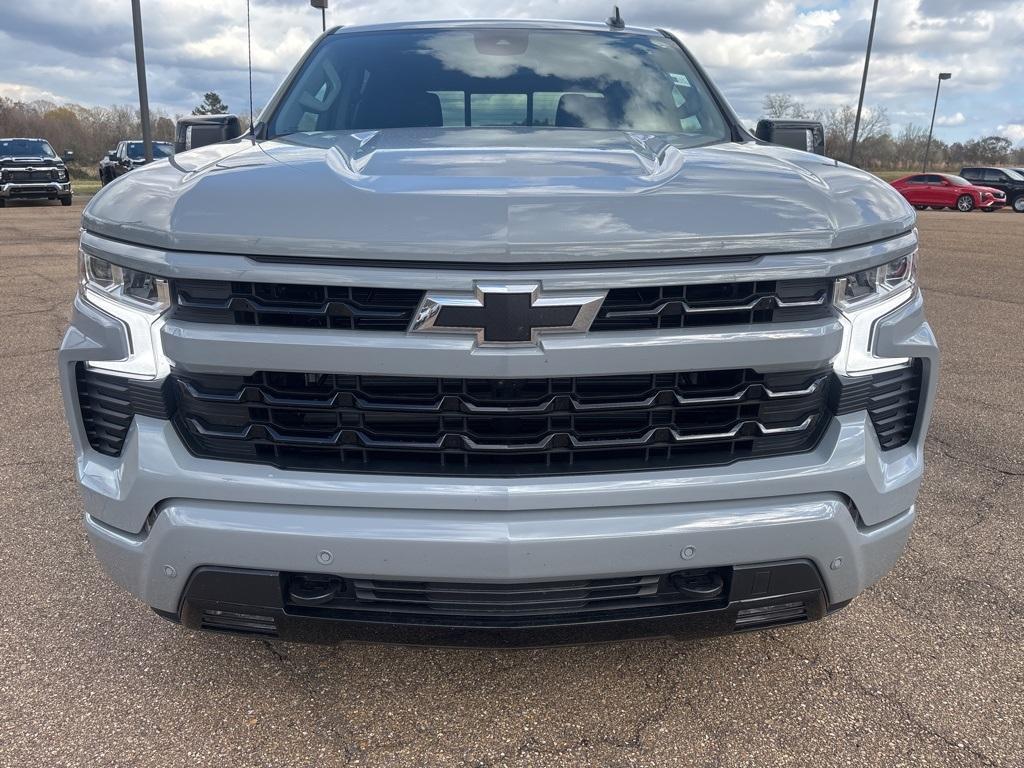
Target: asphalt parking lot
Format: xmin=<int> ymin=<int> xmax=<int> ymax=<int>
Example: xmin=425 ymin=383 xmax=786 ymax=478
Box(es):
xmin=1 ymin=198 xmax=1021 ymax=768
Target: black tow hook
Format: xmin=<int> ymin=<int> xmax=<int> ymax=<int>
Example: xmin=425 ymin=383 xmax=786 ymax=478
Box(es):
xmin=287 ymin=575 xmax=345 ymax=606
xmin=670 ymin=569 xmax=725 ymax=600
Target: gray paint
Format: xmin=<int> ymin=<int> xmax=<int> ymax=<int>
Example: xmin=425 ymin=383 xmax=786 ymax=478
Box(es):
xmin=58 ymin=19 xmax=938 ymax=629
xmin=81 ymin=131 xmax=915 ymax=264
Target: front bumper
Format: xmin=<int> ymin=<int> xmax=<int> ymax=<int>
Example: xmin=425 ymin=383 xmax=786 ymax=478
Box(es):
xmin=1 ymin=181 xmax=71 ymax=199
xmin=59 ymin=232 xmax=938 ymax=643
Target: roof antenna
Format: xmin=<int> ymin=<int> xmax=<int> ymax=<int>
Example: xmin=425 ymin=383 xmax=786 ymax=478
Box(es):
xmin=246 ymin=0 xmax=255 ymax=141
xmin=607 ymin=5 xmax=625 ymax=29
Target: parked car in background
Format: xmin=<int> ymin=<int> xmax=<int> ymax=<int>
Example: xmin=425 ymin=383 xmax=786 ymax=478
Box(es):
xmin=0 ymin=137 xmax=73 ymax=207
xmin=959 ymin=167 xmax=1024 ymax=212
xmin=105 ymin=140 xmax=174 ymax=183
xmin=890 ymin=173 xmax=1005 ymax=212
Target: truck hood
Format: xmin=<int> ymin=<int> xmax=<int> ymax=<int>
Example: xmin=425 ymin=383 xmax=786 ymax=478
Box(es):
xmin=82 ymin=128 xmax=914 ymax=264
xmin=1 ymin=155 xmax=65 ymax=168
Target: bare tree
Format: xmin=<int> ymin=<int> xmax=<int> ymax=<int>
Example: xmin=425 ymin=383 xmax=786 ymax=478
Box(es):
xmin=762 ymin=93 xmax=810 ymax=119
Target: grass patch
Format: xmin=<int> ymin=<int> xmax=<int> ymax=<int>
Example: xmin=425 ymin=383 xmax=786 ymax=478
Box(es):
xmin=74 ymin=179 xmax=102 ymax=197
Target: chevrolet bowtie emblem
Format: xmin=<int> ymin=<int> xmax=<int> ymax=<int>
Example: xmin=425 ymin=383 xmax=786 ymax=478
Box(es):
xmin=410 ymin=283 xmax=606 ymax=346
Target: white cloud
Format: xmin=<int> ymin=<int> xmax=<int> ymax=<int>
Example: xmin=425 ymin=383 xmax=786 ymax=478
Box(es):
xmin=0 ymin=82 xmax=65 ymax=103
xmin=997 ymin=124 xmax=1024 ymax=144
xmin=1 ymin=0 xmax=1023 ymax=143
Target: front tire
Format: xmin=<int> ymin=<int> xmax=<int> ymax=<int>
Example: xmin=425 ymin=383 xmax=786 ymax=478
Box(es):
xmin=1013 ymin=196 xmax=1024 ymax=213
xmin=956 ymin=194 xmax=975 ymax=212
xmin=60 ymin=196 xmax=72 ymax=207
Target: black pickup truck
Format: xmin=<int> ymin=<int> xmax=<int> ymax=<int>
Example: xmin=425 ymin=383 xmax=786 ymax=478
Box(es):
xmin=0 ymin=137 xmax=73 ymax=207
xmin=959 ymin=166 xmax=1024 ymax=212
xmin=99 ymin=140 xmax=174 ymax=185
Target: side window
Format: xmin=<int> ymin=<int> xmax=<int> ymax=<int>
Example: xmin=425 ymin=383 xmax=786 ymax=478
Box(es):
xmin=906 ymin=175 xmax=927 ymax=184
xmin=923 ymin=175 xmax=942 ymax=184
xmin=983 ymin=169 xmax=1003 ymax=182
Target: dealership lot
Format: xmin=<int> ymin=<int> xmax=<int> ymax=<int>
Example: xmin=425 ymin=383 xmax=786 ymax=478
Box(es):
xmin=1 ymin=200 xmax=1021 ymax=767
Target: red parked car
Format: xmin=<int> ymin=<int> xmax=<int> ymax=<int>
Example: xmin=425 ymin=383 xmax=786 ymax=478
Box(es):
xmin=890 ymin=173 xmax=1005 ymax=212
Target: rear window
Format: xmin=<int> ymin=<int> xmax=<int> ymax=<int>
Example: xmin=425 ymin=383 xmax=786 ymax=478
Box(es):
xmin=268 ymin=28 xmax=729 ymax=143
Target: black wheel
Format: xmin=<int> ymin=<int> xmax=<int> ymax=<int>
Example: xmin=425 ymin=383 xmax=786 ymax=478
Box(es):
xmin=914 ymin=205 xmax=926 ymax=210
xmin=60 ymin=196 xmax=72 ymax=206
xmin=0 ymin=199 xmax=6 ymax=208
xmin=982 ymin=207 xmax=995 ymax=212
xmin=1013 ymin=196 xmax=1024 ymax=213
xmin=956 ymin=194 xmax=975 ymax=212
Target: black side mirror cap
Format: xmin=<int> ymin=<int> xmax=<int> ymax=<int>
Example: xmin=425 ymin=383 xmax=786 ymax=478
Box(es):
xmin=175 ymin=114 xmax=243 ymax=152
xmin=62 ymin=150 xmax=75 ymax=162
xmin=755 ymin=119 xmax=826 ymax=156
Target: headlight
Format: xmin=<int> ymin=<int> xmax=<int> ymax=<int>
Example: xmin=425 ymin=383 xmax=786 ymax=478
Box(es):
xmin=58 ymin=168 xmax=69 ymax=181
xmin=80 ymin=251 xmax=170 ymax=311
xmin=832 ymin=251 xmax=918 ymax=376
xmin=78 ymin=250 xmax=171 ymax=379
xmin=834 ymin=253 xmax=916 ymax=311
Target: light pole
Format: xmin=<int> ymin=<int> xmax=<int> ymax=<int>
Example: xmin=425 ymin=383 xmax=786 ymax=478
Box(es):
xmin=310 ymin=0 xmax=327 ymax=32
xmin=130 ymin=0 xmax=153 ymax=162
xmin=923 ymin=72 xmax=952 ymax=173
xmin=849 ymin=0 xmax=879 ymax=166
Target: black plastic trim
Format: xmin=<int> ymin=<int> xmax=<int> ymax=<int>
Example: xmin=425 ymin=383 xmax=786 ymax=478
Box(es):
xmin=175 ymin=561 xmax=829 ymax=646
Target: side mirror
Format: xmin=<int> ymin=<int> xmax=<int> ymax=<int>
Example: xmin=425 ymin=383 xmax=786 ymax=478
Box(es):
xmin=174 ymin=114 xmax=243 ymax=152
xmin=755 ymin=119 xmax=826 ymax=156
xmin=62 ymin=150 xmax=75 ymax=162
xmin=107 ymin=151 xmax=117 ymax=161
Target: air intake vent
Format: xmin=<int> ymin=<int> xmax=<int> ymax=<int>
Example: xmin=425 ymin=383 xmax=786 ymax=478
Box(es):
xmin=833 ymin=360 xmax=923 ymax=450
xmin=75 ymin=364 xmax=173 ymax=456
xmin=735 ymin=601 xmax=809 ymax=631
xmin=199 ymin=610 xmax=277 ymax=636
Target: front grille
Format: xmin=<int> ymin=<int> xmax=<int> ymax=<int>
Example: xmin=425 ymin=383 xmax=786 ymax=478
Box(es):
xmin=590 ymin=278 xmax=832 ymax=331
xmin=833 ymin=361 xmax=922 ymax=450
xmin=171 ymin=367 xmax=831 ymax=476
xmin=169 ymin=277 xmax=834 ymax=334
xmin=75 ymin=365 xmax=172 ymax=455
xmin=172 ymin=280 xmax=423 ymax=331
xmin=282 ymin=571 xmax=729 ymax=626
xmin=9 ymin=168 xmax=56 ymax=182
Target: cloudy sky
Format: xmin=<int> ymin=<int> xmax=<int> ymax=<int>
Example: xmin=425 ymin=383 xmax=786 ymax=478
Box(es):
xmin=1 ymin=0 xmax=1022 ymax=143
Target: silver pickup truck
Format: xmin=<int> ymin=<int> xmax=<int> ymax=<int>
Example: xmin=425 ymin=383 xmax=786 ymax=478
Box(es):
xmin=60 ymin=19 xmax=937 ymax=646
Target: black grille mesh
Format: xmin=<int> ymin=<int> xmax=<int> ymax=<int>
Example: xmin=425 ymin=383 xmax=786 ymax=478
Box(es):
xmin=170 ymin=368 xmax=832 ymax=476
xmin=590 ymin=278 xmax=832 ymax=331
xmin=173 ymin=280 xmax=423 ymax=331
xmin=171 ymin=278 xmax=834 ymax=334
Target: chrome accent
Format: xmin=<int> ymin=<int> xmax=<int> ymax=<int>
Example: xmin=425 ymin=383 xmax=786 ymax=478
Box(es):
xmin=179 ymin=375 xmax=827 ymax=415
xmin=410 ymin=283 xmax=606 ymax=346
xmin=184 ymin=414 xmax=817 ymax=451
xmin=603 ymin=292 xmax=827 ymax=318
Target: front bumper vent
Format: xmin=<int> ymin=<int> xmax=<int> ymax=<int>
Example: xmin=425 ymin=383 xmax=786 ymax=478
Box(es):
xmin=75 ymin=364 xmax=173 ymax=455
xmin=833 ymin=361 xmax=923 ymax=450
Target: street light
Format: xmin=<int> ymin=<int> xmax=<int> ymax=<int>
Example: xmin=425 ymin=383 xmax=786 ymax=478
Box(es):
xmin=849 ymin=0 xmax=879 ymax=166
xmin=310 ymin=0 xmax=327 ymax=32
xmin=923 ymin=72 xmax=953 ymax=173
xmin=130 ymin=0 xmax=153 ymax=162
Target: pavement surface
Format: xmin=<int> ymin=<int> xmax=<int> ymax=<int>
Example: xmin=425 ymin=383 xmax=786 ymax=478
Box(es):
xmin=1 ymin=198 xmax=1021 ymax=768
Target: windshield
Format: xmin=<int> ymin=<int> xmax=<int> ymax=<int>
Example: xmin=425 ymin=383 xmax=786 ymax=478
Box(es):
xmin=0 ymin=139 xmax=56 ymax=158
xmin=268 ymin=29 xmax=729 ymax=142
xmin=1003 ymin=168 xmax=1024 ymax=181
xmin=127 ymin=142 xmax=173 ymax=159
